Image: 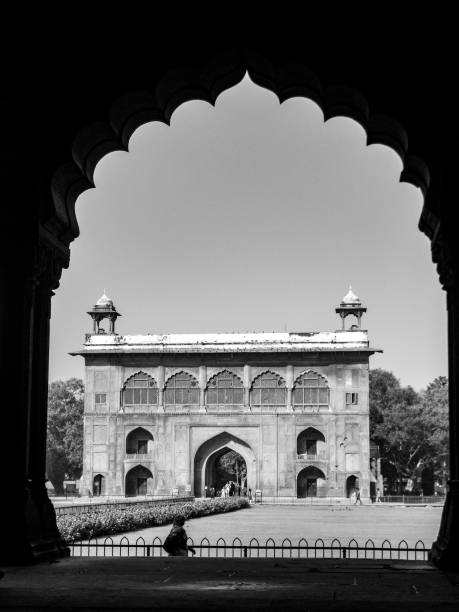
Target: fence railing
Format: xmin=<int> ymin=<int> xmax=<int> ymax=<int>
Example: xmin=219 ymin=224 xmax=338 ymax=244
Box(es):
xmin=68 ymin=536 xmax=429 ymax=561
xmin=54 ymin=496 xmax=194 ymax=516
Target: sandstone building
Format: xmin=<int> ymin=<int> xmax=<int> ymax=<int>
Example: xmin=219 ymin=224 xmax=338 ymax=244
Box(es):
xmin=73 ymin=288 xmax=380 ymax=501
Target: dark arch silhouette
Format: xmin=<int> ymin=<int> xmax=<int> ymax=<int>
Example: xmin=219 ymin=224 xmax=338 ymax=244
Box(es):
xmin=2 ymin=38 xmax=457 ymax=569
xmin=125 ymin=465 xmax=153 ymax=497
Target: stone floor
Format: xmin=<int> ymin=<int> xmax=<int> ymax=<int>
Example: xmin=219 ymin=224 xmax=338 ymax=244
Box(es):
xmin=1 ymin=557 xmax=458 ymax=611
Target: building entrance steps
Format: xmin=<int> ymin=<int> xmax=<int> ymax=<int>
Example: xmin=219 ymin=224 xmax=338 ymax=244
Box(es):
xmin=1 ymin=557 xmax=458 ymax=611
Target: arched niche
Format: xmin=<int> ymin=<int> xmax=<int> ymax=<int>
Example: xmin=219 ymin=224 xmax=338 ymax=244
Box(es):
xmin=125 ymin=465 xmax=153 ymax=497
xmin=297 ymin=466 xmax=327 ymax=498
xmin=297 ymin=427 xmax=326 ymax=456
xmin=126 ymin=427 xmax=154 ymax=455
xmin=92 ymin=474 xmax=105 ymax=497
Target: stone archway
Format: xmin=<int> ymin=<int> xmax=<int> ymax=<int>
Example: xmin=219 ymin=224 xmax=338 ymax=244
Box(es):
xmin=1 ymin=39 xmax=457 ymax=569
xmin=193 ymin=432 xmax=256 ymax=497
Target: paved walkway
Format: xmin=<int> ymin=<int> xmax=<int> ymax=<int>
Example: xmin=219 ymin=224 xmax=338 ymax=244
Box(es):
xmin=1 ymin=557 xmax=458 ymax=611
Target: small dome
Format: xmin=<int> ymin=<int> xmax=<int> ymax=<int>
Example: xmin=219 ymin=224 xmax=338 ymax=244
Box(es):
xmin=96 ymin=292 xmax=113 ymax=307
xmin=341 ymin=286 xmax=360 ymax=305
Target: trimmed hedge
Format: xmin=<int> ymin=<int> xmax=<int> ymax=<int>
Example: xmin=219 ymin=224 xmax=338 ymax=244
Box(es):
xmin=58 ymin=497 xmax=250 ymax=542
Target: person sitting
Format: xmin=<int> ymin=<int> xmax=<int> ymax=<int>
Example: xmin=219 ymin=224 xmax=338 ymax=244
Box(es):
xmin=163 ymin=515 xmax=196 ymax=557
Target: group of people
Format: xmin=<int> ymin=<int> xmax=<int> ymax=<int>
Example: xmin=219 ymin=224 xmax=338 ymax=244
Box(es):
xmin=205 ymin=482 xmax=252 ymax=499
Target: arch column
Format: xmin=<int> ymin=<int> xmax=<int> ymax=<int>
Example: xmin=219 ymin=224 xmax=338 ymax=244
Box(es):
xmin=431 ymin=279 xmax=459 ymax=568
xmin=0 ymin=233 xmax=69 ymax=564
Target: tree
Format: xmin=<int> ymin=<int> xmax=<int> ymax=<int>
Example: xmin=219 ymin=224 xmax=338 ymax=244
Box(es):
xmin=46 ymin=378 xmax=84 ymax=495
xmin=216 ymin=451 xmax=247 ymax=487
xmin=369 ymin=369 xmax=449 ymax=493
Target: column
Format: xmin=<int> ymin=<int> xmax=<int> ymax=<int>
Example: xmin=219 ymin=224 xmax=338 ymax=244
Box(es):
xmin=199 ymin=365 xmax=207 ymax=412
xmin=243 ymin=364 xmax=251 ymax=409
xmin=157 ymin=365 xmax=165 ymax=411
xmin=286 ymin=364 xmax=293 ymax=411
xmin=431 ymin=285 xmax=459 ymax=568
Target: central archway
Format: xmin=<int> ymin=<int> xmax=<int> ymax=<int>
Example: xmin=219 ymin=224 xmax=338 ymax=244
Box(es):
xmin=193 ymin=432 xmax=256 ymax=497
xmin=206 ymin=448 xmax=247 ymax=495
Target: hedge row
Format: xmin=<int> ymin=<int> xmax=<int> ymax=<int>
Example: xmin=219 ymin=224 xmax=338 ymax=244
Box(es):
xmin=57 ymin=497 xmax=250 ymax=542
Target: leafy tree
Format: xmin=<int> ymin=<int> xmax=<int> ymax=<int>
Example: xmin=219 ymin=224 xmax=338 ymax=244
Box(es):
xmin=46 ymin=378 xmax=84 ymax=495
xmin=369 ymin=370 xmax=448 ymax=493
xmin=216 ymin=451 xmax=247 ymax=488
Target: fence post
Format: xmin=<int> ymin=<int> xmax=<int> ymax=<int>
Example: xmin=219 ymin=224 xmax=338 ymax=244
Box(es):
xmin=244 ymin=546 xmax=248 ymax=558
xmin=342 ymin=547 xmax=347 ymax=559
xmin=146 ymin=546 xmax=151 ymax=557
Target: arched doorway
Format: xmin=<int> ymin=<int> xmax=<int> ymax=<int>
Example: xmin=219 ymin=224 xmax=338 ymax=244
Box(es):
xmin=125 ymin=465 xmax=153 ymax=497
xmin=346 ymin=475 xmax=359 ymax=498
xmin=194 ymin=432 xmax=256 ymax=497
xmin=297 ymin=466 xmax=326 ymax=498
xmin=93 ymin=474 xmax=105 ymax=496
xmin=206 ymin=447 xmax=247 ymax=495
xmin=126 ymin=427 xmax=153 ymax=454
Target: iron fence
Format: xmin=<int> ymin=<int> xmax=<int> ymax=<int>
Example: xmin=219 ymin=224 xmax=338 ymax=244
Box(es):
xmin=55 ymin=496 xmax=194 ymax=516
xmin=68 ymin=536 xmax=429 ymax=561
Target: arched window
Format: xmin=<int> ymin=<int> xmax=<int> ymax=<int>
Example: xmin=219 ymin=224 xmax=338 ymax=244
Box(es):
xmin=293 ymin=371 xmax=329 ymax=407
xmin=207 ymin=370 xmax=244 ymax=405
xmin=122 ymin=372 xmax=158 ymax=406
xmin=250 ymin=371 xmax=286 ymax=406
xmin=165 ymin=371 xmax=199 ymax=405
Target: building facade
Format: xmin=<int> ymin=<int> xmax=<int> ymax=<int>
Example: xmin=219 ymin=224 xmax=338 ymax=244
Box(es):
xmin=74 ymin=289 xmax=380 ymax=500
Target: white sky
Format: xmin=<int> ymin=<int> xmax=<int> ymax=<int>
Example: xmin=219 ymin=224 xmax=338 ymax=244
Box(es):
xmin=49 ymin=74 xmax=447 ymax=391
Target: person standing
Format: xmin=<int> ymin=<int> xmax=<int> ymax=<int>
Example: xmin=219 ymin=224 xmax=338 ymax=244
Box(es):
xmin=354 ymin=488 xmax=362 ymax=505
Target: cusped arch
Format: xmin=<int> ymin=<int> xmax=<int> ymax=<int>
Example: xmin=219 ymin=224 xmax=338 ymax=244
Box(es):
xmin=123 ymin=370 xmax=157 ymax=387
xmin=50 ymin=52 xmax=430 ymax=246
xmin=164 ymin=370 xmax=199 ymax=405
xmin=206 ymin=370 xmax=244 ymax=405
xmin=293 ymin=370 xmax=329 ymax=407
xmin=250 ymin=370 xmax=286 ymax=406
xmin=293 ymin=369 xmax=329 ymax=387
xmin=122 ymin=371 xmax=158 ymax=406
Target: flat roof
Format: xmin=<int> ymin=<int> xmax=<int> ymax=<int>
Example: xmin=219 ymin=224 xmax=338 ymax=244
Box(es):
xmin=70 ymin=330 xmax=381 ymax=356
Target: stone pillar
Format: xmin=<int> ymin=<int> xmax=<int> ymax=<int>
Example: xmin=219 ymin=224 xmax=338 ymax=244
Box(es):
xmin=199 ymin=365 xmax=207 ymax=411
xmin=0 ymin=236 xmax=69 ymax=564
xmin=286 ymin=365 xmax=293 ymax=411
xmin=243 ymin=364 xmax=251 ymax=408
xmin=157 ymin=365 xmax=165 ymax=411
xmin=431 ymin=285 xmax=459 ymax=568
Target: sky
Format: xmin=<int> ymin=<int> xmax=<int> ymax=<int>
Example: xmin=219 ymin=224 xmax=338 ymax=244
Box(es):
xmin=49 ymin=74 xmax=447 ymax=391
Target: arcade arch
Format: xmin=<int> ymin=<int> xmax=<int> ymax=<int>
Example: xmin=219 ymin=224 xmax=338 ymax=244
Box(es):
xmin=193 ymin=432 xmax=256 ymax=497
